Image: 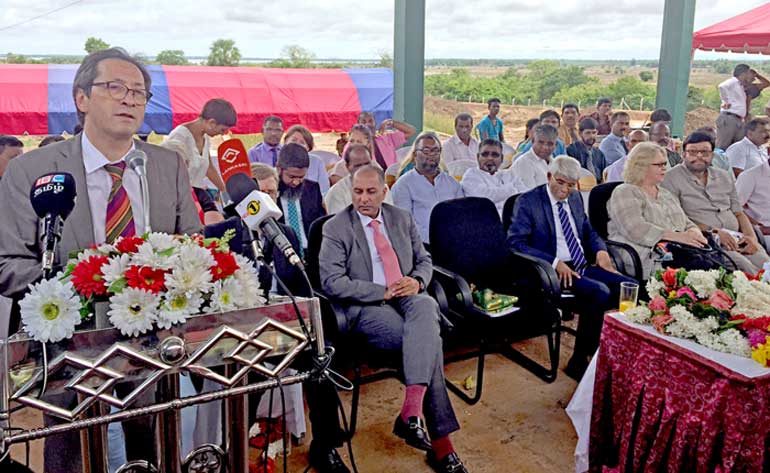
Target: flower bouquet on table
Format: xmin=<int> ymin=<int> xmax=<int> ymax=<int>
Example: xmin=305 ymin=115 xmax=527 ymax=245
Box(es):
xmin=623 ymin=263 xmax=770 ymax=366
xmin=19 ymin=231 xmax=264 ymax=343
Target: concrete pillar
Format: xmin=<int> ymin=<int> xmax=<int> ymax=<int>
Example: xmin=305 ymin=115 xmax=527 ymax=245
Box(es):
xmin=394 ymin=0 xmax=425 ymax=138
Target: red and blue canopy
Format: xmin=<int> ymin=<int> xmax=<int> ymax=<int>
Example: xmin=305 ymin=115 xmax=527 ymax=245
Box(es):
xmin=0 ymin=64 xmax=393 ymax=135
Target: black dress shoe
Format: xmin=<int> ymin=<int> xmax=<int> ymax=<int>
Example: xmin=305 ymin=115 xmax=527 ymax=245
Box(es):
xmin=393 ymin=415 xmax=432 ymax=451
xmin=427 ymin=451 xmax=469 ymax=473
xmin=308 ymin=443 xmax=350 ymax=473
xmin=564 ymin=355 xmax=589 ymax=381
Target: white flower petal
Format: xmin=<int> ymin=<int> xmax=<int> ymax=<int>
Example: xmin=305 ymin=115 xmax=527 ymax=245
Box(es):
xmin=19 ymin=279 xmax=81 ymax=343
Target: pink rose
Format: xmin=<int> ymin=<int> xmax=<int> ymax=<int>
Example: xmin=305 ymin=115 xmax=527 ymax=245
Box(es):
xmin=708 ymin=290 xmax=734 ymax=311
xmin=648 ymin=296 xmax=668 ymax=313
xmin=676 ymin=286 xmax=696 ymax=301
xmin=651 ymin=314 xmax=674 ymax=333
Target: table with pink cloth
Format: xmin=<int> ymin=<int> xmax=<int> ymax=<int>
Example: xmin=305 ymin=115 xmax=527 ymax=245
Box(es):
xmin=568 ymin=312 xmax=770 ymax=473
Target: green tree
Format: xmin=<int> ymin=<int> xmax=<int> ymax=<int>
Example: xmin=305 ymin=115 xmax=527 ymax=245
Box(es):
xmin=377 ymin=50 xmax=393 ymax=69
xmin=156 ymin=50 xmax=188 ymax=65
xmin=282 ymin=45 xmax=315 ymax=67
xmin=4 ymin=52 xmax=27 ymax=64
xmin=85 ymin=37 xmax=110 ymax=54
xmin=207 ymin=39 xmax=241 ymax=66
xmin=639 ymin=71 xmax=654 ymax=82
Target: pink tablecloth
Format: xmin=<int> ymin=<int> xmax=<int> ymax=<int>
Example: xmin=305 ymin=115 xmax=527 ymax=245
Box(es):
xmin=589 ymin=316 xmax=770 ymax=473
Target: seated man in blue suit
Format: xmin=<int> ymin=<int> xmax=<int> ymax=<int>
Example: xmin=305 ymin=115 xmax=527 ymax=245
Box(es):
xmin=507 ymin=156 xmax=636 ymax=380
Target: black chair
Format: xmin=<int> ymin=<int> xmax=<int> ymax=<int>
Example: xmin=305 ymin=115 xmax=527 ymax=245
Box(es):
xmin=501 ymin=193 xmax=519 ymax=233
xmin=430 ymin=197 xmax=563 ymax=404
xmin=588 ymin=182 xmax=644 ymax=282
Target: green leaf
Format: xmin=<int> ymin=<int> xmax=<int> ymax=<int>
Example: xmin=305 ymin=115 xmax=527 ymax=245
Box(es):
xmin=108 ymin=278 xmax=127 ymax=294
xmin=158 ymin=247 xmax=175 ymax=257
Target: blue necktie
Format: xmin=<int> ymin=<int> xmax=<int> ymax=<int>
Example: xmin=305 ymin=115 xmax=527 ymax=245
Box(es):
xmin=270 ymin=147 xmax=277 ymax=166
xmin=286 ymin=198 xmax=304 ymax=258
xmin=557 ymin=201 xmax=587 ymax=274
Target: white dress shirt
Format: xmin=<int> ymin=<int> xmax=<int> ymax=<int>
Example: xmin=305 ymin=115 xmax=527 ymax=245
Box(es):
xmin=510 ymin=148 xmax=549 ymax=191
xmin=604 ymin=155 xmax=627 ymax=183
xmin=736 ymin=158 xmax=770 ymax=226
xmin=82 ymin=132 xmax=145 ymax=244
xmin=546 ymin=186 xmax=584 ymax=268
xmin=356 ymin=209 xmax=392 ymax=286
xmin=719 ymin=76 xmax=748 ymax=118
xmin=725 ymin=137 xmax=768 ymax=171
xmin=461 ymin=167 xmax=526 ymax=216
xmin=323 ymin=175 xmax=393 ymax=214
xmin=442 ymin=135 xmax=480 ymax=164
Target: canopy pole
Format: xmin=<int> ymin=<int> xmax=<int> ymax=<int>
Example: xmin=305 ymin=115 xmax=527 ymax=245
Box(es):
xmin=656 ymin=0 xmax=697 ymax=138
xmin=394 ymin=0 xmax=425 ymax=140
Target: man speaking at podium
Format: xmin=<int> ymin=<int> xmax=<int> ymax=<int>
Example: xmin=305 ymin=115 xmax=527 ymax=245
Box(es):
xmin=0 ymin=48 xmax=201 ymax=471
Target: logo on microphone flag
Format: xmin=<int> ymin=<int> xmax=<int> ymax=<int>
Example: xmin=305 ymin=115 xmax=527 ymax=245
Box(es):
xmin=218 ymin=139 xmax=252 ymax=185
xmin=221 ymin=148 xmax=240 ymax=164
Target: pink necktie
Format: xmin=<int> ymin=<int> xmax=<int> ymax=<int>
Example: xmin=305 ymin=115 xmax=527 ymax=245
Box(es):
xmin=368 ymin=220 xmax=402 ymax=286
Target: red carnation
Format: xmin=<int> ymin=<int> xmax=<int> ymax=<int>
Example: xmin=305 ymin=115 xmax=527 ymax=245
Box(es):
xmin=125 ymin=265 xmax=167 ymax=294
xmin=662 ymin=267 xmax=678 ymax=288
xmin=115 ymin=236 xmax=145 ymax=254
xmin=71 ymin=255 xmax=110 ymax=298
xmin=210 ymin=250 xmax=239 ymax=281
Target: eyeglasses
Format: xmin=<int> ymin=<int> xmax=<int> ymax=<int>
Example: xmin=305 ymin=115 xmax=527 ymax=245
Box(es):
xmin=91 ymin=81 xmax=152 ymax=104
xmin=685 ymin=149 xmax=711 ymax=157
xmin=416 ymin=146 xmax=441 ymax=155
xmin=479 ymin=151 xmax=502 ymax=158
xmin=650 ymin=161 xmax=668 ymax=168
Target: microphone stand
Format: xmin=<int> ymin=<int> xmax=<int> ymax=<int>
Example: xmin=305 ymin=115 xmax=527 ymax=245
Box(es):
xmin=139 ymin=174 xmax=152 ymax=233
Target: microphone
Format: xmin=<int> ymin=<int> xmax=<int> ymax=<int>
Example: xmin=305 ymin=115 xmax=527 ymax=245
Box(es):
xmin=29 ymin=173 xmax=77 ymax=276
xmin=217 ymin=138 xmax=252 ymax=185
xmin=125 ymin=149 xmax=151 ymax=233
xmin=226 ymin=173 xmax=304 ymax=270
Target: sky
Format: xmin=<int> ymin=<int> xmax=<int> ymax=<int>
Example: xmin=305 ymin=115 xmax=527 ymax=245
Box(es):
xmin=1 ymin=0 xmax=769 ymax=60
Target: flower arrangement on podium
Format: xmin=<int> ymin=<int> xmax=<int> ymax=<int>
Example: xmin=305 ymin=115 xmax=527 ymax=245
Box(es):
xmin=19 ymin=231 xmax=264 ymax=343
xmin=624 ymin=264 xmax=770 ymax=366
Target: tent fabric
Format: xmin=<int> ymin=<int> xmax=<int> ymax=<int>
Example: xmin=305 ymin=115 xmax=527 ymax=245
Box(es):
xmin=0 ymin=64 xmax=394 ymax=135
xmin=692 ymin=4 xmax=770 ymax=54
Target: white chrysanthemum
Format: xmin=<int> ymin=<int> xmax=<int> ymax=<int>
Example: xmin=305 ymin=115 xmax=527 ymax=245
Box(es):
xmin=101 ymin=254 xmax=132 ymax=286
xmin=95 ymin=243 xmax=116 ymax=255
xmin=716 ymin=329 xmax=751 ymax=357
xmin=76 ymin=248 xmax=101 ymax=262
xmin=108 ymin=287 xmax=160 ymax=337
xmin=147 ymin=232 xmax=179 ymax=252
xmin=157 ymin=290 xmax=203 ymax=329
xmin=623 ymin=305 xmax=652 ymax=325
xmin=234 ymin=270 xmax=264 ymax=308
xmin=175 ymin=242 xmax=216 ymax=271
xmin=165 ymin=265 xmax=214 ymax=295
xmin=210 ymin=279 xmax=240 ymax=312
xmin=762 ymin=262 xmax=770 ymax=284
xmin=684 ymin=270 xmax=720 ymax=298
xmin=646 ymin=277 xmax=665 ymax=298
xmin=132 ymin=242 xmax=177 ymax=270
xmin=19 ymin=278 xmax=82 ymax=343
xmin=665 ymin=305 xmax=720 ymax=343
xmin=731 ymin=271 xmax=770 ymax=318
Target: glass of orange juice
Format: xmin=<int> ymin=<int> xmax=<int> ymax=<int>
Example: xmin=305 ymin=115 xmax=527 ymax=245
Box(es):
xmin=619 ymin=282 xmax=639 ymax=313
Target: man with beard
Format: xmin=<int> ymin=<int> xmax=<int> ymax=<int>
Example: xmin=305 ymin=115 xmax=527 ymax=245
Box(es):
xmin=566 ymin=118 xmax=607 ymax=182
xmin=598 ymin=111 xmax=630 ymax=166
xmin=391 ymin=132 xmax=463 ymax=243
xmin=276 ymin=143 xmax=326 ymax=256
xmin=357 ymin=111 xmax=416 ymax=169
xmin=442 ymin=113 xmax=479 ymax=163
xmin=649 ymin=122 xmax=682 ymax=167
xmin=461 ymin=138 xmax=526 ymax=216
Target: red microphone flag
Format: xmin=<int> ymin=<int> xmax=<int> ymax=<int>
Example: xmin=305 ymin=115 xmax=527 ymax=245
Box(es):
xmin=217 ymin=139 xmax=252 ymax=185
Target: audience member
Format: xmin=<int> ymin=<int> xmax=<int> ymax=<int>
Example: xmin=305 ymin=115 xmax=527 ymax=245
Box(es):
xmin=319 ymin=164 xmax=468 ymax=473
xmin=248 ymin=115 xmax=283 ymax=165
xmin=515 ymin=118 xmax=540 ymax=154
xmin=329 ymin=124 xmax=376 ymax=185
xmin=162 ymin=140 xmax=223 ymax=225
xmin=559 ymin=103 xmax=580 ymax=146
xmin=251 ymin=162 xmax=279 ymax=202
xmin=725 ymin=117 xmax=770 ymax=177
xmin=38 ymin=135 xmax=66 ymax=147
xmin=694 ymin=126 xmax=731 ymax=171
xmin=649 ymin=122 xmax=682 ymax=167
xmin=358 ymin=111 xmax=416 ymax=168
xmin=588 ymin=97 xmax=612 ymax=136
xmin=607 ymin=143 xmax=707 ymax=279
xmin=598 ymin=111 xmax=630 ymax=166
xmin=736 ymin=155 xmax=770 ymax=248
xmin=391 ymin=132 xmax=463 ymax=243
xmin=283 ymin=124 xmax=330 ymax=194
xmin=507 ymin=156 xmax=635 ymax=379
xmin=275 ymin=143 xmax=326 ymax=256
xmin=511 ymin=124 xmax=558 ymax=191
xmin=717 ymin=64 xmax=756 ymax=150
xmin=518 ymin=110 xmax=567 ymax=157
xmin=648 ymin=108 xmax=671 ymax=127
xmin=442 ymin=113 xmax=479 ymax=163
xmin=335 ymin=132 xmax=348 ymax=156
xmin=603 ymin=129 xmax=648 ymax=182
xmin=0 ymin=135 xmax=24 ymax=179
xmin=476 ymin=98 xmax=504 ymax=142
xmin=662 ymin=131 xmax=769 ymax=274
xmin=566 ymin=118 xmax=607 ymax=182
xmin=324 ymin=143 xmax=392 ymax=214
xmin=461 ymin=138 xmax=526 ymax=216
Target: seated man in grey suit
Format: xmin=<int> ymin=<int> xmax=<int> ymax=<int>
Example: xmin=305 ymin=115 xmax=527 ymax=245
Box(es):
xmin=319 ymin=164 xmax=468 ymax=473
xmin=0 ymin=47 xmax=202 ymax=472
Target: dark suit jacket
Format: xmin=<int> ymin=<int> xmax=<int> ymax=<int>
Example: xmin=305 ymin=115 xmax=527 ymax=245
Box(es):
xmin=566 ymin=141 xmax=607 ymax=182
xmin=277 ymin=179 xmax=326 ymax=241
xmin=318 ymin=203 xmax=432 ymax=332
xmin=507 ymin=184 xmax=607 ymax=264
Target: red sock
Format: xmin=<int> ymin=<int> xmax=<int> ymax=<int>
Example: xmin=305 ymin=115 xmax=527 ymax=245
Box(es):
xmin=432 ymin=435 xmax=455 ymax=461
xmin=400 ymin=384 xmax=427 ymax=421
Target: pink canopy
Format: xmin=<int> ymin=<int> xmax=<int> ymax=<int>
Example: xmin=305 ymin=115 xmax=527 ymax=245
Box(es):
xmin=693 ymin=4 xmax=770 ymax=55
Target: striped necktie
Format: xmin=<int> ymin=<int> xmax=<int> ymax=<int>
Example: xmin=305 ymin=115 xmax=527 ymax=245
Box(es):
xmin=286 ymin=198 xmax=304 ymax=258
xmin=104 ymin=161 xmax=135 ymax=243
xmin=556 ymin=201 xmax=587 ymax=274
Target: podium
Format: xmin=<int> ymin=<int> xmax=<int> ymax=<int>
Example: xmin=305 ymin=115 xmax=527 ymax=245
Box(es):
xmin=0 ymin=296 xmax=324 ymax=472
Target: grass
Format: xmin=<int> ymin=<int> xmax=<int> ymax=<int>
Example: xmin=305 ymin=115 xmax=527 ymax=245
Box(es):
xmin=423 ymin=110 xmax=455 ymax=135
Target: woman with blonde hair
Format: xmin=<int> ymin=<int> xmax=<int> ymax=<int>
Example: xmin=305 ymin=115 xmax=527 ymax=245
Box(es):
xmin=607 ymin=142 xmax=707 ymax=278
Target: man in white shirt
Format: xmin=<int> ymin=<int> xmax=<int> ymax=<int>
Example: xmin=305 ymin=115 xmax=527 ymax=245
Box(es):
xmin=442 ymin=113 xmax=479 ymax=164
xmin=725 ymin=118 xmax=770 ymax=177
xmin=510 ymin=124 xmax=558 ymax=191
xmin=736 ymin=156 xmax=770 ymax=248
xmin=604 ymin=130 xmax=649 ymax=182
xmin=324 ymin=144 xmax=392 ymax=214
xmin=717 ymin=64 xmax=766 ymax=150
xmin=461 ymin=138 xmax=526 ymax=216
